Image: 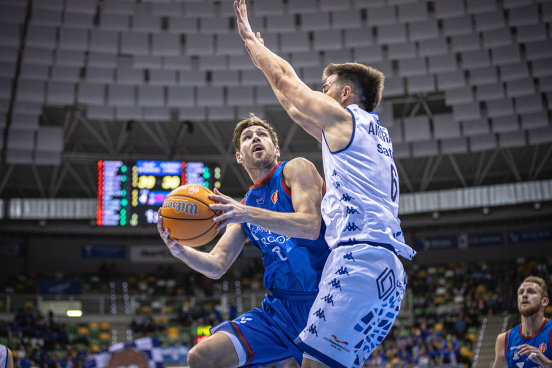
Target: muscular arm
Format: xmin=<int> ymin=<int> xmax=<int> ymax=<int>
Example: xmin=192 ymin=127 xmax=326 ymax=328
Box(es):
xmin=235 ymin=0 xmax=349 ymax=136
xmin=493 ymin=333 xmax=508 ymax=368
xmin=210 ymin=158 xmax=324 ymax=240
xmin=249 ymin=33 xmax=323 ymax=142
xmin=158 ymin=220 xmax=246 ymax=280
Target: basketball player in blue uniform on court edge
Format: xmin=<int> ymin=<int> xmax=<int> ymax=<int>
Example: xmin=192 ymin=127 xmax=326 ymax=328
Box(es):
xmin=493 ymin=276 xmax=552 ymax=368
xmin=235 ymin=0 xmax=417 ymax=366
xmin=158 ymin=114 xmax=330 ymax=367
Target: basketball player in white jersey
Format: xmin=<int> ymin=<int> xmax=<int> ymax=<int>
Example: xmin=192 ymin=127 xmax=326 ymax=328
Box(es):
xmin=0 ymin=345 xmax=14 ymax=368
xmin=235 ymin=1 xmax=416 ymax=367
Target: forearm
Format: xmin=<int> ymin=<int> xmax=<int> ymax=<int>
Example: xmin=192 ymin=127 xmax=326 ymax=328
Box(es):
xmin=260 ymin=50 xmax=323 ymax=141
xmin=245 ymin=38 xmax=298 ymax=95
xmin=171 ymin=246 xmax=228 ymax=279
xmin=245 ymin=205 xmax=321 ymax=240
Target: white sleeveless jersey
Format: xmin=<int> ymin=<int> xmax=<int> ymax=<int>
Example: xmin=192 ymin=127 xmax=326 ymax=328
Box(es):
xmin=321 ymin=104 xmax=416 ymax=260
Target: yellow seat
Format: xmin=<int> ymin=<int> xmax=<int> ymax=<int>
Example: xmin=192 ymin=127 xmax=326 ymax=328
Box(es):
xmin=77 ymin=327 xmax=90 ymax=336
xmin=89 ymin=322 xmax=99 ymax=329
xmin=99 ymin=332 xmax=111 ymax=341
xmin=100 ymin=322 xmax=111 ymax=331
xmin=167 ymin=327 xmax=179 ymax=340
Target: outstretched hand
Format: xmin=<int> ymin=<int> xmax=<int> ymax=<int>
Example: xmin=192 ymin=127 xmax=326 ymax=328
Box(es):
xmin=209 ymin=188 xmax=248 ymax=231
xmin=234 ymin=0 xmax=255 ymax=42
xmin=156 ymin=210 xmax=184 ymax=257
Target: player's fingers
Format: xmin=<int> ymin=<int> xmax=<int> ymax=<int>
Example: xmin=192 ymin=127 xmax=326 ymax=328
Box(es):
xmin=216 ymin=220 xmax=229 ymax=232
xmin=209 ymin=203 xmax=232 ymax=212
xmin=212 ymin=210 xmax=231 ymax=223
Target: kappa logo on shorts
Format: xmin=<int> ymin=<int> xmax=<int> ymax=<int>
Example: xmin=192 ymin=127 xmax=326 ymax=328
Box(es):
xmin=343 ymin=252 xmax=356 ymax=262
xmin=321 ymin=294 xmax=335 ymax=306
xmin=329 ymin=278 xmax=342 ymax=291
xmin=340 ymin=193 xmax=354 ymax=202
xmin=376 ymin=268 xmax=396 ymax=301
xmin=271 ymin=190 xmax=278 ymax=204
xmin=313 ymin=308 xmax=326 ymax=321
xmin=307 ymin=324 xmax=318 ymax=337
xmin=346 ymin=206 xmax=360 ymax=215
xmin=344 ymin=222 xmax=361 ymax=232
xmin=335 ymin=266 xmax=349 ymax=276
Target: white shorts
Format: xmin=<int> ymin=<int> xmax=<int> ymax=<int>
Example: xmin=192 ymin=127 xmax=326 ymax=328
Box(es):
xmin=295 ymin=243 xmax=407 ymax=368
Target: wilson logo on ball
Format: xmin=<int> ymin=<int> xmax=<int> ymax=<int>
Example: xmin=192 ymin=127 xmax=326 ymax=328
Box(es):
xmin=163 ymin=200 xmax=199 ymax=216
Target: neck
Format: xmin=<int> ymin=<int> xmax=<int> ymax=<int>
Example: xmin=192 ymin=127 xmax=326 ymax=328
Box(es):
xmin=245 ymin=161 xmax=277 ymax=185
xmin=521 ymin=313 xmax=546 ymax=337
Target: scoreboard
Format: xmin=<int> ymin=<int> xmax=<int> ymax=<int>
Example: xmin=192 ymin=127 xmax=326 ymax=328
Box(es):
xmin=97 ymin=160 xmax=221 ymax=226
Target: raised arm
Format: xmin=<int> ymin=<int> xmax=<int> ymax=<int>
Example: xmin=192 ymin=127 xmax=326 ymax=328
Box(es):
xmin=235 ymin=0 xmax=350 ymax=132
xmin=157 ymin=218 xmax=246 ymax=280
xmin=249 ymin=32 xmax=323 ymax=142
xmin=209 ymin=158 xmax=324 ymax=240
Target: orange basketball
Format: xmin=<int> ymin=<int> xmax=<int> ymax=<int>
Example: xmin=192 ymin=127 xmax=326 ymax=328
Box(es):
xmin=160 ymin=184 xmax=221 ymax=247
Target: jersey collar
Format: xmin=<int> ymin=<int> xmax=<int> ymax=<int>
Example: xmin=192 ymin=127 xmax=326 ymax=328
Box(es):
xmin=249 ymin=162 xmax=282 ymax=190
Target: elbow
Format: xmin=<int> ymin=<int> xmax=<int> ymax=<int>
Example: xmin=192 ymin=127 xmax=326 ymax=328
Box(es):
xmin=303 ymin=218 xmax=322 ymax=240
xmin=207 ymin=268 xmax=225 ymax=280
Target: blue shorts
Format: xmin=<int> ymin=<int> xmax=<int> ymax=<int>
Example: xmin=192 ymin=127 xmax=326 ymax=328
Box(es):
xmin=210 ymin=289 xmax=317 ymax=367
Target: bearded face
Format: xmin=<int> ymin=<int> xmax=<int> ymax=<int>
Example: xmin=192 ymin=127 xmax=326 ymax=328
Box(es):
xmin=237 ymin=126 xmax=280 ymax=171
xmin=517 ymin=282 xmax=547 ymax=317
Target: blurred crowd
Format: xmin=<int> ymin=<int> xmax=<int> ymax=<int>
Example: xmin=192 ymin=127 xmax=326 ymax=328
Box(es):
xmin=1 ymin=256 xmax=551 ymax=368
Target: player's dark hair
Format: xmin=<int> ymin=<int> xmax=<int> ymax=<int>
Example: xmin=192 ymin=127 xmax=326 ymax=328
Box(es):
xmin=322 ymin=62 xmax=385 ymax=112
xmin=521 ymin=276 xmax=549 ymax=299
xmin=233 ymin=114 xmax=279 ymax=152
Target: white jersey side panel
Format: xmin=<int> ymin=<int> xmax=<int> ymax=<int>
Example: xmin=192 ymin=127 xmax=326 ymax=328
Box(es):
xmin=321 ymin=104 xmax=415 ymax=259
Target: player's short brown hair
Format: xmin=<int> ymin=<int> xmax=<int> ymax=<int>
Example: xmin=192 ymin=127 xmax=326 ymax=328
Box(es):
xmin=232 ymin=114 xmax=279 ymax=152
xmin=520 ymin=276 xmax=549 ymax=299
xmin=322 ymin=62 xmax=385 ymax=112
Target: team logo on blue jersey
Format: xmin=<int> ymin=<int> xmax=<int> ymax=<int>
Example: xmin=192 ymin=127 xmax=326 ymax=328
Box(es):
xmin=271 ymin=190 xmax=278 ymax=204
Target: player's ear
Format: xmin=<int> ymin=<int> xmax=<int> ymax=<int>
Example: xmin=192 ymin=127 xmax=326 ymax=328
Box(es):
xmin=275 ymin=145 xmax=280 ymax=158
xmin=341 ymin=85 xmax=352 ymax=103
xmin=236 ymin=151 xmax=243 ymax=164
xmin=542 ymin=297 xmax=549 ymax=307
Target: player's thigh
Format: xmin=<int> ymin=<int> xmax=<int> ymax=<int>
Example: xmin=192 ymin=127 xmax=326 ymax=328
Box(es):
xmin=187 ymin=332 xmax=238 ymax=368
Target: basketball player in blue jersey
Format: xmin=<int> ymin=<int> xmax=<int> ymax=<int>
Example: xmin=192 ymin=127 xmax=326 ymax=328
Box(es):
xmin=493 ymin=276 xmax=552 ymax=368
xmin=235 ymin=1 xmax=416 ymax=366
xmin=157 ymin=114 xmax=330 ymax=367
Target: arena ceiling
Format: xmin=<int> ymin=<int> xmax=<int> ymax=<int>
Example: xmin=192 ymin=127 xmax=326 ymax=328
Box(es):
xmin=1 ymin=93 xmax=551 ymax=200
xmin=0 ymin=0 xmax=551 ymax=235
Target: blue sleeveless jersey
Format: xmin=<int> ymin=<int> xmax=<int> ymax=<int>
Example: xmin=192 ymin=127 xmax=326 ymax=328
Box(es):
xmin=242 ymin=161 xmax=329 ymax=294
xmin=505 ymin=318 xmax=552 ymax=368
